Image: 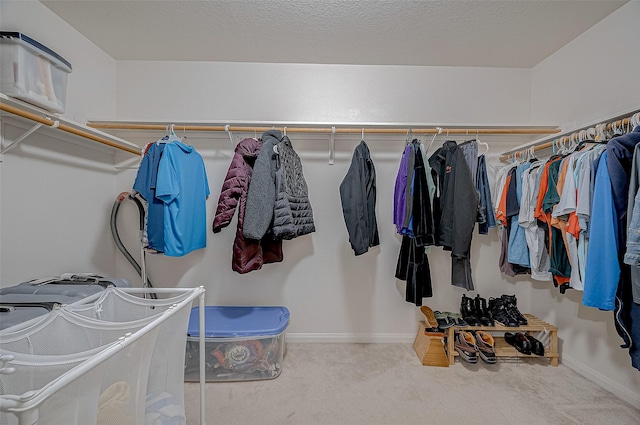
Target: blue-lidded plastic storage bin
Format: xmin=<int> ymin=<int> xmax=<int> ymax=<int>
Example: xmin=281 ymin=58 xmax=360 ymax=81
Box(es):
xmin=185 ymin=306 xmax=290 ymax=382
xmin=187 ymin=306 xmax=290 ymax=337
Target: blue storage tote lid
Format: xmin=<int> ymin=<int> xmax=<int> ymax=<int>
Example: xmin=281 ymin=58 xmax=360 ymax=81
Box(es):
xmin=188 ymin=306 xmax=290 ymax=338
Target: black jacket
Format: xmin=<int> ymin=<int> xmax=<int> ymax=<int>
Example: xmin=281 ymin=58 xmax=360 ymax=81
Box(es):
xmin=430 ymin=140 xmax=478 ymax=290
xmin=340 ymin=141 xmax=379 ymax=255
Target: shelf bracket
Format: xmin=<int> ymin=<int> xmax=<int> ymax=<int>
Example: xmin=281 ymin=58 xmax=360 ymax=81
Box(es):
xmin=0 ymin=123 xmax=45 ymax=156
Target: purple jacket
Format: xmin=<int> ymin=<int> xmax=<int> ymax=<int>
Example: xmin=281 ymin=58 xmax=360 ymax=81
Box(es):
xmin=394 ymin=145 xmax=411 ymax=234
xmin=213 ymin=138 xmax=282 ymax=273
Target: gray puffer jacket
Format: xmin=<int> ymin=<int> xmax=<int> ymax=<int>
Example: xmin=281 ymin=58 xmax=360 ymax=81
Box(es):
xmin=272 ymin=136 xmax=315 ymax=239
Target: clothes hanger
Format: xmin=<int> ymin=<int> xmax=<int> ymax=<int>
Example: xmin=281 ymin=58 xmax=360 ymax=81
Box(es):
xmin=612 ymin=120 xmax=624 ymax=137
xmin=424 ymin=127 xmax=442 ymax=157
xmin=157 ymin=125 xmax=169 ymax=144
xmin=361 ymin=128 xmax=365 ymax=141
xmin=180 ymin=125 xmax=189 ymax=144
xmin=476 ymin=130 xmax=489 ymax=156
xmin=164 ymin=124 xmax=180 ymax=143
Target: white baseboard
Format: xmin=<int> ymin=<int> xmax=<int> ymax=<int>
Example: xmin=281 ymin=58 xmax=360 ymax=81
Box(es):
xmin=562 ymin=353 xmax=640 ymax=408
xmin=286 ymin=333 xmax=415 ymax=344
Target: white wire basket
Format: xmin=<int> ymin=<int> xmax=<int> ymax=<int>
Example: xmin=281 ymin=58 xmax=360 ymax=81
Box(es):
xmin=0 ymin=286 xmax=205 ymax=425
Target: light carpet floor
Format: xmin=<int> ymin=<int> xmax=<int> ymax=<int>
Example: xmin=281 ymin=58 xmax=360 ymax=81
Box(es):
xmin=184 ymin=343 xmax=640 ymax=425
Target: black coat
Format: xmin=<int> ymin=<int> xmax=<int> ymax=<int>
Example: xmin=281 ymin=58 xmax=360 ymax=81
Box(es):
xmin=395 ymin=143 xmax=434 ymax=306
xmin=430 ymin=141 xmax=479 ymax=290
xmin=340 ymin=141 xmax=379 ymax=255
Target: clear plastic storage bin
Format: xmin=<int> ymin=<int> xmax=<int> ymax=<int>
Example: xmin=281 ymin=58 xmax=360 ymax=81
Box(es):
xmin=0 ymin=32 xmax=72 ymax=113
xmin=185 ymin=306 xmax=290 ymax=382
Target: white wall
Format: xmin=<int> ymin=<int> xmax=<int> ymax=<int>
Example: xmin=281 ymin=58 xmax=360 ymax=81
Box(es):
xmin=114 ymin=61 xmax=533 ymax=340
xmin=115 ymin=61 xmax=531 ymax=124
xmin=530 ymin=0 xmax=640 ymax=407
xmin=0 ymin=0 xmax=119 ymax=285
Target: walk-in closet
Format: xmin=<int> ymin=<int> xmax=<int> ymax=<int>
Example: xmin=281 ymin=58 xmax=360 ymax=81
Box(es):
xmin=1 ymin=1 xmax=639 ymax=424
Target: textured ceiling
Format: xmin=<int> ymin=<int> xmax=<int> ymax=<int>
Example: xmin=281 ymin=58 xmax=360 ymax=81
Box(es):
xmin=40 ymin=0 xmax=627 ymax=68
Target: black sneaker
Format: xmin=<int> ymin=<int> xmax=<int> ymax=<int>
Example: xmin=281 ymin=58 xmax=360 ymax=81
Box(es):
xmin=488 ymin=297 xmax=519 ymax=327
xmin=501 ymin=295 xmax=528 ymax=325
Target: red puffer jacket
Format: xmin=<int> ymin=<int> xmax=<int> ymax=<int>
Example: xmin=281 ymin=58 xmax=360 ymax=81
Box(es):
xmin=212 ymin=138 xmax=283 ymax=273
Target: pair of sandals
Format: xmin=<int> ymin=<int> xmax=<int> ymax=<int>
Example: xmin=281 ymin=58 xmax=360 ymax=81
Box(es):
xmin=434 ymin=311 xmax=468 ymax=328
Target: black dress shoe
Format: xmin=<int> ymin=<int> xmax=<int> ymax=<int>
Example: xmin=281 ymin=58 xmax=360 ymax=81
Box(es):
xmin=524 ymin=334 xmax=545 ymax=356
xmin=460 ymin=294 xmax=481 ymax=326
xmin=504 ymin=332 xmax=532 ymax=355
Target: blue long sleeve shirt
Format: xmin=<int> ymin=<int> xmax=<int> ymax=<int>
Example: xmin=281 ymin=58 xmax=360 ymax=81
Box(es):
xmin=583 ymin=151 xmax=619 ymax=310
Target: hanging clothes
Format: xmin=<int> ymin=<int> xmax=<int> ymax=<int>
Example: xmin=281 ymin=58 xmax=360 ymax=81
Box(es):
xmin=132 ymin=141 xmax=166 ymax=253
xmin=554 ymin=149 xmax=591 ymax=290
xmin=212 ymin=138 xmax=283 ymax=274
xmin=339 ymin=140 xmax=380 ymax=255
xmin=395 ymin=143 xmax=434 ymax=305
xmin=519 ymin=160 xmax=552 ymax=281
xmin=431 ymin=140 xmax=478 ymax=290
xmin=459 ymin=139 xmax=478 ymax=186
xmin=576 ymin=145 xmax=606 ymax=290
xmin=393 ymin=144 xmax=411 ymax=235
xmin=243 ymin=130 xmax=282 ymax=240
xmin=409 ymin=145 xmax=435 ymax=247
xmin=497 ymin=171 xmax=517 ymax=277
xmin=541 ymin=157 xmax=572 ymax=289
xmin=507 ymin=161 xmax=531 ymax=268
xmin=504 ymin=166 xmax=530 ymax=275
xmin=602 ymin=126 xmax=640 ymax=371
xmin=624 ymin=131 xmax=640 ymax=303
xmin=419 ymin=141 xmax=437 ymax=214
xmin=476 ymin=154 xmax=496 ymax=235
xmin=272 ymin=135 xmax=315 ymax=239
xmin=155 ymin=141 xmax=209 ymax=257
xmin=401 ymin=143 xmax=417 ymax=236
xmin=583 ymin=151 xmax=618 ymax=310
xmin=395 ymin=236 xmax=432 ymax=304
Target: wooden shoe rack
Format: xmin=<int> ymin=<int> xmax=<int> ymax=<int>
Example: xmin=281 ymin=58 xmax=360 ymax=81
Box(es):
xmin=445 ymin=314 xmax=559 ymax=366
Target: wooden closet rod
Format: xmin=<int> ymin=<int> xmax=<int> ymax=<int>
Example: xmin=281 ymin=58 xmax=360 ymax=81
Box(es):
xmin=0 ymin=103 xmax=141 ymax=156
xmin=87 ymin=122 xmax=560 ymax=136
xmin=499 ymin=111 xmax=640 ymax=162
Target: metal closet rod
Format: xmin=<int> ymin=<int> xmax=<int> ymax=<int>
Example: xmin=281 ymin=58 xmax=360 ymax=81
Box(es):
xmin=86 ymin=122 xmax=561 ymax=136
xmin=499 ymin=111 xmax=640 ymax=162
xmin=0 ymin=103 xmax=141 ymax=156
